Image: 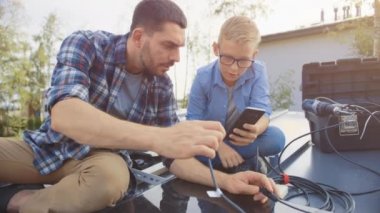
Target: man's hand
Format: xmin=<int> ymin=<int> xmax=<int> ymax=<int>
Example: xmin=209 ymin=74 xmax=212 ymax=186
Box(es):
xmin=229 ymin=123 xmax=260 ymax=146
xmin=218 ymin=142 xmax=244 ymax=168
xmin=153 ymin=120 xmax=225 ymax=159
xmin=219 ymin=171 xmax=278 ymax=203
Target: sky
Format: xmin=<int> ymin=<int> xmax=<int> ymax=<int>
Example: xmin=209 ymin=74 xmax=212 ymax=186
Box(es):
xmin=14 ymin=0 xmax=374 ymax=99
xmin=18 ymin=0 xmax=373 ymax=36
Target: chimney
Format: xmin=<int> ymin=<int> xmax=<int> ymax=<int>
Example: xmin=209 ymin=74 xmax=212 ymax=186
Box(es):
xmin=321 ymin=9 xmax=324 ymax=22
xmin=334 ymin=7 xmax=338 ymax=21
xmin=355 ymin=3 xmax=361 ymax=17
xmin=342 ymin=6 xmax=347 ymax=19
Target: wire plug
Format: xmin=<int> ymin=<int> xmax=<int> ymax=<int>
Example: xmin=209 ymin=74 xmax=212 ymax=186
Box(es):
xmin=275 ymin=184 xmax=289 ymax=199
xmin=259 ymin=187 xmax=278 ymax=201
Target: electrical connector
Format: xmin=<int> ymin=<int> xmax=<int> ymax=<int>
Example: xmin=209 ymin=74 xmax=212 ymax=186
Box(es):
xmin=275 ymin=184 xmax=289 ymax=199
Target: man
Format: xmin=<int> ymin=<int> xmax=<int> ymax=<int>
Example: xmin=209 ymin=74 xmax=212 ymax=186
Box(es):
xmin=166 ymin=16 xmax=284 ymax=203
xmin=0 ymin=1 xmax=225 ymax=212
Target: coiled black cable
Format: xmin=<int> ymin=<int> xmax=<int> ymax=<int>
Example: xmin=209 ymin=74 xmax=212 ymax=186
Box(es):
xmin=265 ymin=112 xmax=380 ymax=213
xmin=206 ymin=103 xmax=380 ymax=213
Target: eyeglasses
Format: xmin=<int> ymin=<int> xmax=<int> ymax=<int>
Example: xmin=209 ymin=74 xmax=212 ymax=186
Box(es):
xmin=219 ymin=55 xmax=254 ymax=68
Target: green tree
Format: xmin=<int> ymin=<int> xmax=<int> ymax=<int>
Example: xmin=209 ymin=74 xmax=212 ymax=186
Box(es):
xmin=180 ymin=22 xmax=211 ymax=108
xmin=0 ymin=0 xmax=26 ymax=135
xmin=9 ymin=13 xmax=61 ymax=129
xmin=32 ymin=14 xmax=62 ymax=82
xmin=270 ymin=70 xmax=295 ymax=110
xmin=341 ymin=0 xmax=380 ymax=57
xmin=0 ymin=1 xmax=62 ymax=135
xmin=332 ymin=16 xmax=374 ymax=56
xmin=23 ymin=13 xmax=61 ymax=121
xmin=374 ymin=0 xmax=380 ymax=56
xmin=354 ymin=17 xmax=374 ymax=56
xmin=209 ymin=0 xmax=270 ymax=19
xmin=0 ymin=1 xmax=22 ymax=102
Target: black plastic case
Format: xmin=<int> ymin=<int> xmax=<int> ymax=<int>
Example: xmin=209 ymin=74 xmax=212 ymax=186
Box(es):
xmin=302 ymin=57 xmax=380 ymax=152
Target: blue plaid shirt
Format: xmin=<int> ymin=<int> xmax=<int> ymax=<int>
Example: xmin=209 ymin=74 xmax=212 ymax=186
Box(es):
xmin=23 ymin=30 xmax=179 ymax=175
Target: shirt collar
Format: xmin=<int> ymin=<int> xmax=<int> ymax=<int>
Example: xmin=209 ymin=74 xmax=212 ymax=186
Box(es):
xmin=114 ymin=33 xmax=128 ymax=65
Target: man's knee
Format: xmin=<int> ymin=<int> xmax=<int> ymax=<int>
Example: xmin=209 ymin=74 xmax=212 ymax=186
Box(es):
xmin=87 ymin=153 xmax=131 ymax=204
xmin=19 ymin=153 xmax=131 ymax=213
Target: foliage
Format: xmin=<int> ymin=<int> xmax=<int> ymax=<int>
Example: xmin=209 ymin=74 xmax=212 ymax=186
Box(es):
xmin=340 ymin=0 xmax=380 ymax=57
xmin=374 ymin=0 xmax=380 ymax=57
xmin=352 ymin=18 xmax=374 ymax=56
xmin=0 ymin=1 xmax=61 ymax=136
xmin=0 ymin=1 xmax=24 ymax=110
xmin=22 ymin=13 xmax=61 ymax=119
xmin=182 ymin=23 xmax=211 ymax=101
xmin=332 ymin=16 xmax=374 ymax=57
xmin=0 ymin=114 xmax=26 ymax=137
xmin=32 ymin=14 xmax=62 ymax=82
xmin=270 ymin=70 xmax=295 ymax=110
xmin=209 ymin=0 xmax=270 ymax=19
xmin=178 ymin=95 xmax=189 ymax=109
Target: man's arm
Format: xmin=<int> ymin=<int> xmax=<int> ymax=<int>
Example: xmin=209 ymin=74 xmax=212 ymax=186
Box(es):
xmin=169 ymin=158 xmax=277 ymax=203
xmin=51 ymin=98 xmax=224 ymax=159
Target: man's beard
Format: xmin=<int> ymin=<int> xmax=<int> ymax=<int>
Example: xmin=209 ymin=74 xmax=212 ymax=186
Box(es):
xmin=140 ymin=42 xmax=154 ymax=75
xmin=140 ymin=42 xmax=174 ymax=76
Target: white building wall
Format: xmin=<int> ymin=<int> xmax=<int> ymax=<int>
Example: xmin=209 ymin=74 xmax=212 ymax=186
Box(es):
xmin=257 ymin=30 xmax=360 ymax=110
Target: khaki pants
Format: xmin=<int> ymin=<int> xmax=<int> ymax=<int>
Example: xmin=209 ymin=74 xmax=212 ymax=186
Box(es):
xmin=0 ymin=137 xmax=130 ymax=213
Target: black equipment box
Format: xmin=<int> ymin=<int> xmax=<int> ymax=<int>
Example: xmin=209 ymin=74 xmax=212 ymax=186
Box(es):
xmin=302 ymin=58 xmax=380 ymax=152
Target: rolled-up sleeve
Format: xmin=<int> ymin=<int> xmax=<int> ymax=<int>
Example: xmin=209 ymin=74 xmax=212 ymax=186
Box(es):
xmin=46 ymin=31 xmax=96 ymax=112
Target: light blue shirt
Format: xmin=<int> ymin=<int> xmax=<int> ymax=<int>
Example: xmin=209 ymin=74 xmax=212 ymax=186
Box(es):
xmin=186 ymin=59 xmax=272 ymax=127
xmin=108 ymin=71 xmax=143 ymax=119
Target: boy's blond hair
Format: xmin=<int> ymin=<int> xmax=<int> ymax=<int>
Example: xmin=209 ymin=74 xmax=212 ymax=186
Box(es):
xmin=218 ymin=16 xmax=261 ymax=49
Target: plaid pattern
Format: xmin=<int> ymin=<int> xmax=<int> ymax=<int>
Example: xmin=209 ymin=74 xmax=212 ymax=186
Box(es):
xmin=23 ymin=30 xmax=179 ymax=175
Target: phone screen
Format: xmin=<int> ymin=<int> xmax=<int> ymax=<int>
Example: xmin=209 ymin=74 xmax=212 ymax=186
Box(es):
xmin=226 ymin=107 xmax=265 ymax=138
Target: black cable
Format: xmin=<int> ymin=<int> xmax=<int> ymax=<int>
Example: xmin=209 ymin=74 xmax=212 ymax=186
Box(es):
xmin=207 ymin=158 xmax=245 ymax=213
xmin=268 ymin=98 xmax=380 ymax=213
xmin=277 ymin=122 xmax=340 ymax=174
xmin=259 ymin=187 xmax=311 ymax=213
xmin=264 ymin=157 xmax=337 ymax=212
xmin=271 ymin=113 xmax=380 ymax=212
xmin=317 ymin=183 xmax=356 ymax=213
xmin=324 ymin=115 xmax=380 ymax=177
xmin=207 ymin=158 xmax=321 ymax=213
xmin=205 ymin=100 xmax=379 ymax=212
xmin=349 ymin=104 xmax=380 ymax=123
xmin=270 ymin=122 xmax=359 ymax=212
xmin=350 ymin=188 xmax=380 ymax=196
xmin=323 ymin=116 xmax=380 ymax=196
xmin=274 ymin=112 xmax=380 ymax=194
xmin=207 ymin=158 xmax=219 ymax=189
xmin=318 ymin=101 xmax=380 ymax=195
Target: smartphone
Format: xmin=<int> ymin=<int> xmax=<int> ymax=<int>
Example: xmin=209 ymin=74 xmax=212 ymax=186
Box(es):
xmin=227 ymin=107 xmax=266 ymax=136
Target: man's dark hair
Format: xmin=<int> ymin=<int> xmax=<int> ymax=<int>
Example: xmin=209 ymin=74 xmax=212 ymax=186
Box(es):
xmin=130 ymin=0 xmax=187 ymax=34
